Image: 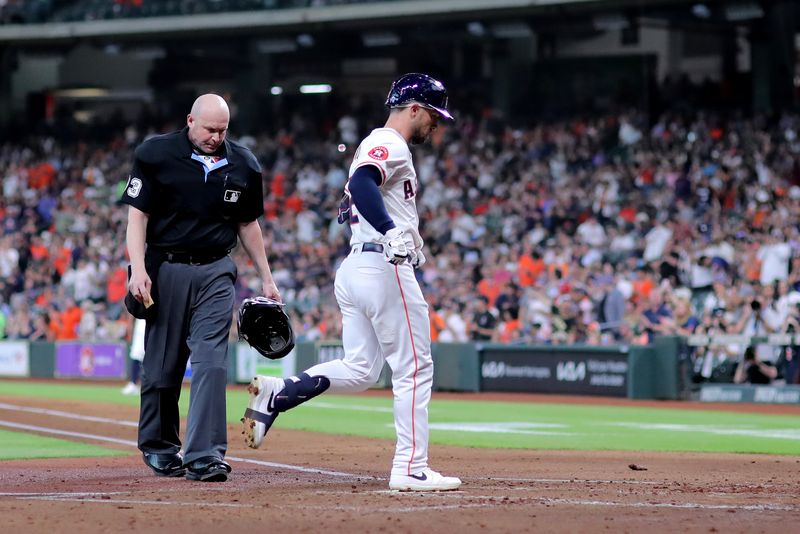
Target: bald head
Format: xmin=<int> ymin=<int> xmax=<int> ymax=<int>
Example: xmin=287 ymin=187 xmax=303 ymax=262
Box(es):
xmin=187 ymin=93 xmax=230 ymax=154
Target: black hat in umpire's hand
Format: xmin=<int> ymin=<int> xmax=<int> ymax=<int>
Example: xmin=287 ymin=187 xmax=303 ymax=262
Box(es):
xmin=238 ymin=297 xmax=295 ymax=360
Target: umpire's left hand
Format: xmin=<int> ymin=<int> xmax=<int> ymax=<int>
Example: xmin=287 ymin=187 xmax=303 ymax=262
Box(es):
xmin=129 ymin=266 xmax=153 ymax=305
xmin=262 ymin=280 xmax=281 ymax=303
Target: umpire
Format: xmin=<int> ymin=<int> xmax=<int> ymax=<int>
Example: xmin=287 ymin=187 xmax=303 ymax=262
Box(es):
xmin=122 ymin=94 xmax=281 ymax=482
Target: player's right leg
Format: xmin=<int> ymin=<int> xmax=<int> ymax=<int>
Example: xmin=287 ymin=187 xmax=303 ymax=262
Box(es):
xmin=242 ymin=373 xmax=329 ymax=448
xmin=243 ymin=256 xmax=385 ymax=448
xmin=241 ymin=321 xmax=382 ymax=448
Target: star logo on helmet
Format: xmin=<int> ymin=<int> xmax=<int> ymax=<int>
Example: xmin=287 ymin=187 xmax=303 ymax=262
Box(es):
xmin=368 ymin=146 xmax=389 ymax=161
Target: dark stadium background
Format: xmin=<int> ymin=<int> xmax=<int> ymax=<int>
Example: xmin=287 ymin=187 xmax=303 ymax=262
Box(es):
xmin=1 ymin=0 xmax=797 ymax=137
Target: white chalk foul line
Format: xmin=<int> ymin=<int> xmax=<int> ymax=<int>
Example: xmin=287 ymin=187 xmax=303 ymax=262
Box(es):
xmin=0 ymin=420 xmax=138 ymax=447
xmin=227 ymin=456 xmax=371 ymax=479
xmin=18 ymin=492 xmax=795 ymax=514
xmin=0 ymin=402 xmax=138 ymax=427
xmin=0 ymin=407 xmax=368 ymax=480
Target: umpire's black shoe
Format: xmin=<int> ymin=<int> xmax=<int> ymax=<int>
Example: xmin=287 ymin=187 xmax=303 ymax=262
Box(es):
xmin=142 ymin=452 xmax=186 ymax=477
xmin=185 ymin=456 xmax=232 ymax=482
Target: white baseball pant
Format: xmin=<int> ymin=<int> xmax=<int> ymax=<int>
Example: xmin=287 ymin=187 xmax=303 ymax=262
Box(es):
xmin=304 ymin=244 xmax=433 ymax=476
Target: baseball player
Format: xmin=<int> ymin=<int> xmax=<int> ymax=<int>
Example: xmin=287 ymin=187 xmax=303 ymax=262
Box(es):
xmin=243 ymin=73 xmax=461 ymax=491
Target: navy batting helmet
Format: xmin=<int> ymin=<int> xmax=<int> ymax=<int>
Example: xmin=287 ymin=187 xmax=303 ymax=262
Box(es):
xmin=238 ymin=297 xmax=295 ymax=360
xmin=385 ymin=73 xmax=453 ymax=121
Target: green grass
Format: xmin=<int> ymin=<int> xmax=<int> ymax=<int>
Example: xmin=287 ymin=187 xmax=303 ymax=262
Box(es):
xmin=1 ymin=379 xmax=799 ymax=457
xmin=255 ymin=362 xmax=283 ymax=377
xmin=0 ymin=428 xmax=128 ymax=460
xmin=280 ymin=395 xmax=800 ymax=455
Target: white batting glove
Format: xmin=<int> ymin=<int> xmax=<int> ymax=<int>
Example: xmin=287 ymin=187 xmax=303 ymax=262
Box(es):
xmin=381 ymin=227 xmax=408 ymax=265
xmin=412 ymin=249 xmax=426 ymax=268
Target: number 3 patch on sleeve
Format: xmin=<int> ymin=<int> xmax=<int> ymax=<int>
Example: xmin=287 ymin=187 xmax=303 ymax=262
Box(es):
xmin=126 ymin=176 xmax=143 ymax=198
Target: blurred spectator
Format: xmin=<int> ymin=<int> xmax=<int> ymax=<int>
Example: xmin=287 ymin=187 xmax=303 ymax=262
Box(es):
xmin=757 ymin=229 xmax=791 ymax=286
xmin=468 ymin=296 xmax=497 ymax=341
xmin=664 ymin=290 xmax=700 ymax=337
xmin=494 ymin=307 xmax=522 ymax=343
xmin=438 ymin=302 xmax=468 ymax=343
xmin=640 ymin=287 xmax=673 ymax=343
xmin=693 ymin=307 xmax=740 ymax=382
xmin=734 ymin=346 xmax=778 ymax=384
xmin=592 ymin=272 xmax=625 ymax=339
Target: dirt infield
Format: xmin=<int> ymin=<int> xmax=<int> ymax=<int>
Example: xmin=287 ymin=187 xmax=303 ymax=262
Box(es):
xmin=1 ymin=392 xmax=799 ymax=533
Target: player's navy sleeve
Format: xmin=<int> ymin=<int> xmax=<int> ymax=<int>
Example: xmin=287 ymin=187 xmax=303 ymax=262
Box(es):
xmin=349 ymin=164 xmax=395 ymax=234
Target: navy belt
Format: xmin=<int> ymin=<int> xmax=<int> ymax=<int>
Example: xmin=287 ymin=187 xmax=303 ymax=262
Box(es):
xmin=361 ymin=243 xmax=384 ymax=253
xmin=351 ymin=243 xmax=384 ymax=255
xmin=163 ymin=249 xmax=230 ymax=265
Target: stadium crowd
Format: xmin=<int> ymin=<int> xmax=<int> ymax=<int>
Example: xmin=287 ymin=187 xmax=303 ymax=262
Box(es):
xmin=1 ymin=106 xmax=800 ymax=385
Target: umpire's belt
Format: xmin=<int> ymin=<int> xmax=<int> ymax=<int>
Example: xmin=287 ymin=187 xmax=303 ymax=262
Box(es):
xmin=351 ymin=243 xmax=384 ymax=255
xmin=162 ymin=249 xmax=230 ymax=265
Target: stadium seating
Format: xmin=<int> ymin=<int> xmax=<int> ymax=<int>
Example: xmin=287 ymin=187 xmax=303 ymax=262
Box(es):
xmin=1 ymin=106 xmax=800 ymax=386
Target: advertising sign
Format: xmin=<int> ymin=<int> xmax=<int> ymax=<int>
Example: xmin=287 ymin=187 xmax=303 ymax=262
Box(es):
xmin=55 ymin=342 xmax=126 ymax=379
xmin=480 ymin=348 xmax=629 ymax=397
xmin=0 ymin=341 xmax=30 ymax=377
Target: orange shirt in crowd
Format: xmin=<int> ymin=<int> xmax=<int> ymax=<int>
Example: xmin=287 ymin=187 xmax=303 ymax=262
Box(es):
xmin=47 ymin=311 xmax=61 ymax=340
xmin=35 ymin=287 xmax=54 ymax=309
xmin=744 ymin=248 xmax=761 ymax=282
xmin=264 ymin=199 xmax=279 ymax=220
xmin=498 ymin=318 xmax=521 ymax=343
xmin=30 ymin=242 xmax=49 ymax=261
xmin=107 ymin=266 xmax=128 ymax=303
xmin=518 ymin=255 xmax=544 ymax=287
xmin=477 ymin=278 xmax=502 ymax=308
xmin=619 ymin=206 xmax=637 ymax=223
xmin=53 ymin=247 xmax=72 ymax=277
xmin=632 ymin=276 xmax=655 ymax=302
xmin=55 ymin=305 xmax=82 ymax=340
xmin=46 ymin=307 xmax=79 ymax=340
xmin=27 ymin=162 xmax=56 ymax=190
xmin=752 ymin=208 xmax=768 ymax=229
xmin=429 ymin=309 xmax=446 ymax=343
xmin=271 ymin=172 xmax=285 ymax=198
xmin=284 ymin=193 xmax=304 ymax=214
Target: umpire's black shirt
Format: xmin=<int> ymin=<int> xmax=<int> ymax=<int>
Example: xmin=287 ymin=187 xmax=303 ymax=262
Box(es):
xmin=120 ymin=127 xmax=263 ymax=252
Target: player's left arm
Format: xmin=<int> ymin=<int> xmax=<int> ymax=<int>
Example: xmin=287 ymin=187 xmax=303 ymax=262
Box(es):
xmin=348 ymin=164 xmax=395 ymax=233
xmin=349 ymin=165 xmax=410 ymax=265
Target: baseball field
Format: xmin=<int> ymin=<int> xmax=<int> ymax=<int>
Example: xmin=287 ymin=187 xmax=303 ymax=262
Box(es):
xmin=1 ymin=378 xmax=798 ymax=533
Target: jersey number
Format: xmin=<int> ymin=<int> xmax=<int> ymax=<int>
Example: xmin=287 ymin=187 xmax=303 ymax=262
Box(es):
xmin=403 ymin=180 xmax=415 ymax=200
xmin=126 ymin=177 xmax=143 ymax=198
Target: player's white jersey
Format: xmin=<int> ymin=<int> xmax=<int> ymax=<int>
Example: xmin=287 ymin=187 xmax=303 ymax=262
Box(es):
xmin=346 ymin=128 xmax=423 ymax=251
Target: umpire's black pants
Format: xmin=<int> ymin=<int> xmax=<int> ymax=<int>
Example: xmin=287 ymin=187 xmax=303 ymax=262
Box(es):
xmin=138 ymin=256 xmax=236 ymax=464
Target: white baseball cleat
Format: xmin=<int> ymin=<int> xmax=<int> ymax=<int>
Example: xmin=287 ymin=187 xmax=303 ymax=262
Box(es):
xmin=241 ymin=375 xmax=284 ymax=449
xmin=389 ymin=468 xmax=462 ymax=491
